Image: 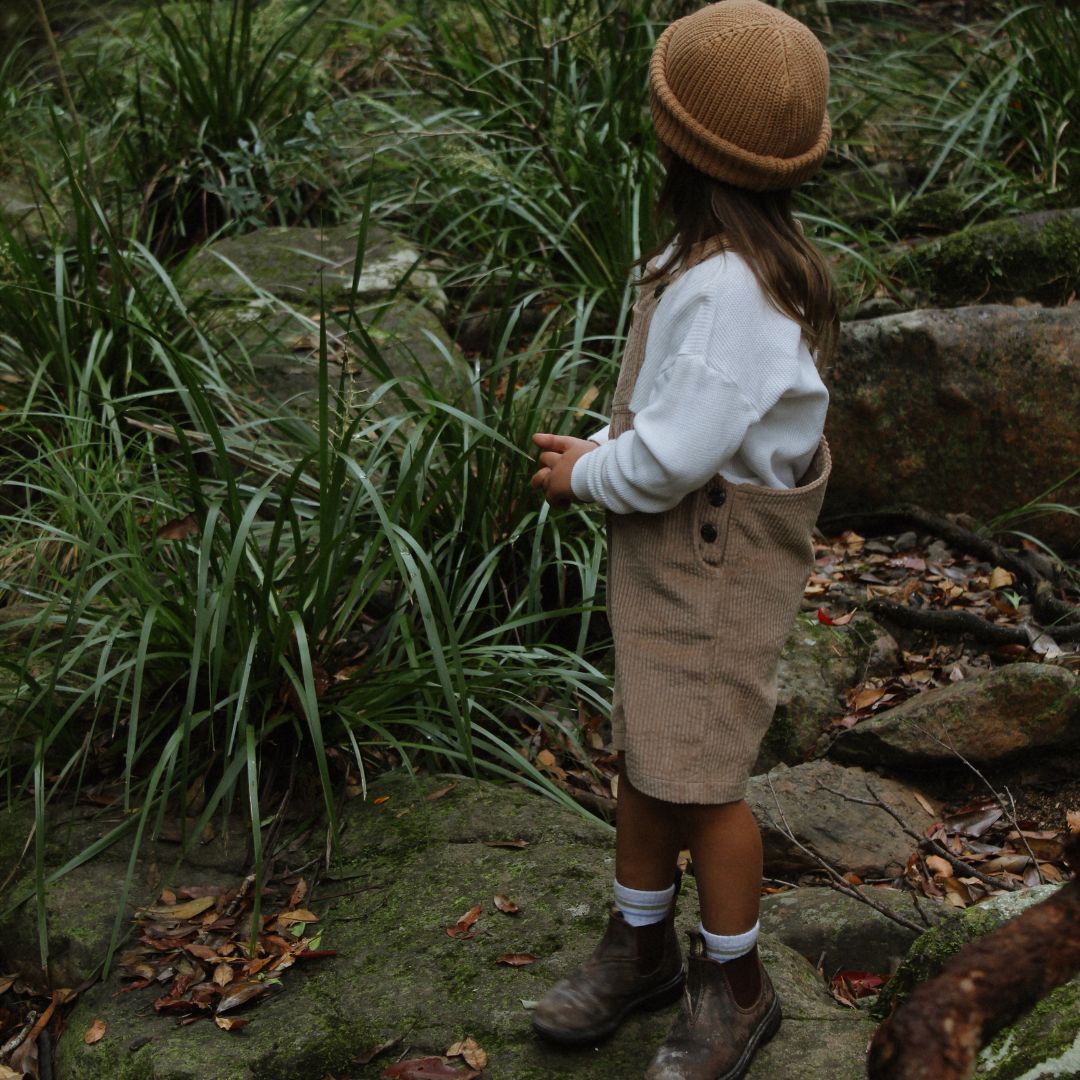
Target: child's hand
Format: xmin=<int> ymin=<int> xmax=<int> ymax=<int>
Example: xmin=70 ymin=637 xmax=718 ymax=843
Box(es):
xmin=530 ymin=433 xmax=598 ymax=510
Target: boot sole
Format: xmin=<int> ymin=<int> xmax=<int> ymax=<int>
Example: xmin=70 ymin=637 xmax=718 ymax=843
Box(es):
xmin=530 ymin=969 xmax=686 ymax=1046
xmin=713 ymin=995 xmax=783 ymax=1080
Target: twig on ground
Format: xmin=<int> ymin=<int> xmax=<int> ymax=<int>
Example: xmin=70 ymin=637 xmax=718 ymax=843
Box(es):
xmin=818 ymin=780 xmax=1020 ymax=894
xmin=764 ymin=775 xmax=926 ymax=933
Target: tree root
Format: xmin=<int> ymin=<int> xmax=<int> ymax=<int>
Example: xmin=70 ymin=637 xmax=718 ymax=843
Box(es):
xmin=866 ymin=597 xmax=1080 ymax=645
xmin=868 ymin=834 xmax=1080 ymax=1080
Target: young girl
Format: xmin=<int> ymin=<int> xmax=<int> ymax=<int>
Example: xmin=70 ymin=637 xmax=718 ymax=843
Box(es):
xmin=528 ymin=3 xmax=837 ymax=1078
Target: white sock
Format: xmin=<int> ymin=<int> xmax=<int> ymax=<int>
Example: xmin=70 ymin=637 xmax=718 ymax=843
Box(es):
xmin=699 ymin=921 xmax=759 ymax=963
xmin=613 ymin=879 xmax=676 ymax=927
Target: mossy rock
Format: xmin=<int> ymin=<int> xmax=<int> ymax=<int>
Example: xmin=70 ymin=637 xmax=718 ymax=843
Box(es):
xmin=54 ymin=773 xmax=873 ymax=1079
xmin=873 ymin=883 xmax=1080 ymax=1080
xmin=183 ymin=225 xmax=447 ymax=313
xmin=896 ymin=208 xmax=1080 ymax=307
xmin=974 ymin=980 xmax=1080 ymax=1079
xmin=892 ymin=186 xmax=977 ymax=236
xmin=755 ymin=613 xmax=896 ymax=772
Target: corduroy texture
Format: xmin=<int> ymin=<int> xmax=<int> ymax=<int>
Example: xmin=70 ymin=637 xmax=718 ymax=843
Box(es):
xmin=650 ymin=0 xmax=831 ymax=191
xmin=607 ymin=240 xmax=830 ymax=804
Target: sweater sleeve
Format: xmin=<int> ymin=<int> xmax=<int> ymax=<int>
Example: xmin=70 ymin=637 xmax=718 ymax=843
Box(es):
xmin=570 ymin=355 xmax=761 ymax=513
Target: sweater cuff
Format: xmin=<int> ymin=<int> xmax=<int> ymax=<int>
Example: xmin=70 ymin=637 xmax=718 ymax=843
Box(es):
xmin=571 ymin=443 xmax=604 ymax=502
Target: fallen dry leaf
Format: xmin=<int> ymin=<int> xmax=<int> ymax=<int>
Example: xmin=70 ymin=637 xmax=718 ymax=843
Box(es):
xmin=496 ymin=953 xmax=538 ymax=967
xmin=447 ymin=1037 xmax=488 ymax=1070
xmin=493 ymin=893 xmax=520 ymax=916
xmin=536 ymin=749 xmax=557 ymax=768
xmin=425 ymin=783 xmax=457 ymax=801
xmin=925 ymin=855 xmax=953 ymax=878
xmin=275 ymin=909 xmax=319 ymax=926
xmin=145 ymin=895 xmax=217 ymax=921
xmin=287 ymin=878 xmax=308 ymax=908
xmin=446 ymin=904 xmax=482 ymax=940
xmin=156 ymin=513 xmax=199 ymax=541
xmin=213 ymin=963 xmax=235 ymax=988
xmin=988 ymin=566 xmax=1015 ymax=590
xmin=1068 ymin=810 xmax=1080 ymax=833
xmin=216 ymin=980 xmax=268 ymax=1014
xmin=214 ymin=1016 xmax=251 ymax=1032
xmin=83 ymin=1019 xmax=107 ymax=1044
xmin=482 ymin=839 xmax=529 ymax=849
xmin=0 ymin=1066 xmax=22 ymax=1080
xmin=0 ymin=974 xmax=16 ymax=995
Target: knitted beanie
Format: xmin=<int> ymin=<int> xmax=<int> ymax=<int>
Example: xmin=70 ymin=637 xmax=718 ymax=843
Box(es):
xmin=650 ymin=0 xmax=831 ymax=191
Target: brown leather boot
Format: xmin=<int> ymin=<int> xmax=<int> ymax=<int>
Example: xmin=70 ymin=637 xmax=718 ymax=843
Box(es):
xmin=530 ymin=907 xmax=684 ymax=1045
xmin=644 ymin=932 xmax=781 ymax=1080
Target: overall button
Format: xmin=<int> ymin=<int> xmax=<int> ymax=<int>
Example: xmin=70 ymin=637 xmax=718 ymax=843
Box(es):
xmin=708 ymin=486 xmax=726 ymax=507
xmin=700 ymin=523 xmax=718 ymax=543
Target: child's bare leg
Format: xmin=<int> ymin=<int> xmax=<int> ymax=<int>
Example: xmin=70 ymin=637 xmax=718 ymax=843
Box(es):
xmin=614 ymin=756 xmax=682 ymax=890
xmin=680 ymin=798 xmax=764 ymax=1006
xmin=680 ymin=798 xmax=762 ymax=933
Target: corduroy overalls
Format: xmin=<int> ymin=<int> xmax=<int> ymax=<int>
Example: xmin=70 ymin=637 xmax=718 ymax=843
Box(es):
xmin=607 ymin=241 xmax=831 ymax=804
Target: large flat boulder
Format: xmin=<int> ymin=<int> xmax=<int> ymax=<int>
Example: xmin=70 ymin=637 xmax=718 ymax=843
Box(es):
xmin=830 ymin=663 xmax=1080 ymax=770
xmin=822 ymin=303 xmax=1080 ymax=551
xmin=50 ymin=774 xmax=874 ymax=1079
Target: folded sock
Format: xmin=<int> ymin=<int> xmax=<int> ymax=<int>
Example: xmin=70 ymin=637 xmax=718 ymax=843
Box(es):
xmin=613 ymin=879 xmax=676 ymax=927
xmin=699 ymin=920 xmax=759 ymax=963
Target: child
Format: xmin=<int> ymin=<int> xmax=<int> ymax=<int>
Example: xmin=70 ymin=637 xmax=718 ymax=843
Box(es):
xmin=528 ymin=3 xmax=837 ymax=1078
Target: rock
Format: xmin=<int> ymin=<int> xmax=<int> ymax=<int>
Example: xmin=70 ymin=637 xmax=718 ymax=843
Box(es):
xmin=898 ymin=208 xmax=1080 ymax=307
xmin=755 ymin=614 xmax=900 ymax=773
xmin=747 ymin=760 xmax=937 ymax=879
xmin=49 ymin=774 xmax=873 ymax=1080
xmin=891 ymin=186 xmax=978 ymax=237
xmin=830 ymin=663 xmax=1080 ymax=770
xmin=0 ymin=803 xmax=255 ymax=988
xmin=217 ymin=295 xmax=463 ymax=415
xmin=0 ymin=175 xmax=72 ymax=246
xmin=822 ymin=303 xmax=1080 ymax=552
xmin=876 ymin=884 xmax=1080 ymax=1080
xmin=184 ymin=224 xmax=447 ymax=313
xmin=760 ymin=884 xmax=949 ymax=975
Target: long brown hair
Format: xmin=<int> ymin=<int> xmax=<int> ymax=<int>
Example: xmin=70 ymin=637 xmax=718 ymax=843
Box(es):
xmin=640 ymin=154 xmax=839 ymax=360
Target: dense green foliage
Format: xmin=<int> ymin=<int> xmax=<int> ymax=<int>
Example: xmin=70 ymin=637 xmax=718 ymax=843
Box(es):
xmin=0 ymin=0 xmax=1077 ymax=968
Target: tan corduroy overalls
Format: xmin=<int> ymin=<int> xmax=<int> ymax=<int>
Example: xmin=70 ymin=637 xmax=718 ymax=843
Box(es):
xmin=607 ymin=240 xmax=831 ymax=805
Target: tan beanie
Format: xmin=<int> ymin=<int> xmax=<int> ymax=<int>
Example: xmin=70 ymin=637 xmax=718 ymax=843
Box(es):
xmin=650 ymin=0 xmax=831 ymax=191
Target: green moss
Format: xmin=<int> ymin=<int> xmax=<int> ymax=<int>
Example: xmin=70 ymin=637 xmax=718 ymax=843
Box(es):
xmin=896 ymin=209 xmax=1080 ymax=306
xmin=974 ymin=979 xmax=1080 ymax=1079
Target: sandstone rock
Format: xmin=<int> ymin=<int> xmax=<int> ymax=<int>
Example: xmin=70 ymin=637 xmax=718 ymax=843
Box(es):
xmin=760 ymin=884 xmax=949 ymax=975
xmin=822 ymin=303 xmax=1080 ymax=551
xmin=755 ymin=614 xmax=900 ymax=773
xmin=747 ymin=760 xmax=937 ymax=879
xmin=898 ymin=208 xmax=1080 ymax=307
xmin=830 ymin=663 xmax=1080 ymax=770
xmin=877 ymin=884 xmax=1080 ymax=1080
xmin=40 ymin=774 xmax=873 ymax=1080
xmin=184 ymin=224 xmax=447 ymax=313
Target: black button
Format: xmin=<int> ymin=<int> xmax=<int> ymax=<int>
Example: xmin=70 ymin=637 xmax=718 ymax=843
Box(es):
xmin=708 ymin=486 xmax=726 ymax=507
xmin=700 ymin=523 xmax=718 ymax=543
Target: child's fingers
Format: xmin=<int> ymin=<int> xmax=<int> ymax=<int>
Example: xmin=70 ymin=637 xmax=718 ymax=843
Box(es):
xmin=530 ymin=467 xmax=551 ymax=491
xmin=532 ymin=432 xmax=570 ymax=452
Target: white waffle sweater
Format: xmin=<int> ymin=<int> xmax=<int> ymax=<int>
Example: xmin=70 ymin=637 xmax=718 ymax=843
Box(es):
xmin=570 ymin=250 xmax=828 ymax=515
